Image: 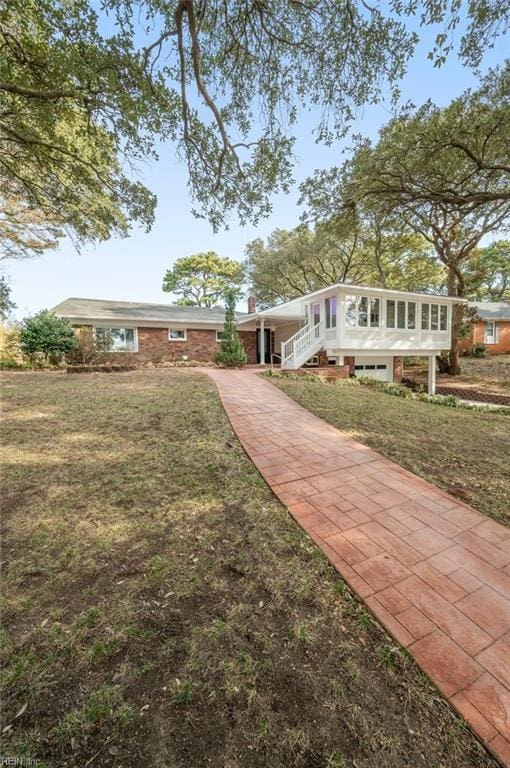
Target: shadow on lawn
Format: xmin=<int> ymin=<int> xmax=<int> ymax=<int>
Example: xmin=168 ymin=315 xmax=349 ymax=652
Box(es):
xmin=0 ymin=370 xmax=500 ymax=768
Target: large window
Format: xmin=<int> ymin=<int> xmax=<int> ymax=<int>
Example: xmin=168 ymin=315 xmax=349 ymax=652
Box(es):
xmin=345 ymin=295 xmax=380 ymax=328
xmin=325 ymin=296 xmax=337 ymax=329
xmin=95 ymin=327 xmax=136 ymax=352
xmin=386 ymin=299 xmax=416 ymax=330
xmin=421 ymin=303 xmax=448 ymax=331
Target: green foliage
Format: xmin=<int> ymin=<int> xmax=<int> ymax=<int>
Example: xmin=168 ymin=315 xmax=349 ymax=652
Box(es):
xmin=464 ymin=241 xmax=510 ymax=301
xmin=163 ymin=253 xmax=244 ymax=307
xmin=214 ymin=290 xmax=247 ymax=368
xmin=472 ymin=343 xmax=487 ymax=358
xmin=245 ymin=217 xmax=444 ymax=308
xmin=301 ymin=63 xmax=510 ymax=375
xmin=1 ymin=0 xmax=507 ymax=250
xmin=0 ymin=323 xmax=22 ymax=367
xmin=19 ymin=310 xmax=77 ymax=360
xmin=0 ymin=277 xmax=15 ymax=319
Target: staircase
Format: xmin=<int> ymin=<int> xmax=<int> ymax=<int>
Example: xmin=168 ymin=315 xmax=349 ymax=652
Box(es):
xmin=281 ymin=321 xmax=325 ymax=369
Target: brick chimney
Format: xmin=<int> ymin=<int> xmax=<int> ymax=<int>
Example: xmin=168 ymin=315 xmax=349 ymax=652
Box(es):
xmin=247 ymin=296 xmax=256 ymax=314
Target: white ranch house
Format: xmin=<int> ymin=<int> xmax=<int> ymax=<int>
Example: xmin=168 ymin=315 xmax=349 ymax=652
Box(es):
xmin=239 ymin=284 xmax=463 ymax=394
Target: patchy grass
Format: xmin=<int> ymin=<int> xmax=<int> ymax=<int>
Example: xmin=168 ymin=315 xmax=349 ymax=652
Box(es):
xmin=0 ymin=369 xmax=499 ymax=768
xmin=268 ymin=375 xmax=510 ymax=527
xmin=405 ymin=355 xmax=510 ymax=392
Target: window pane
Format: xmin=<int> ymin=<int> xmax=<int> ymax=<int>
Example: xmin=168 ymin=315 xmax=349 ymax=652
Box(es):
xmin=407 ymin=302 xmax=416 ymax=330
xmin=95 ymin=327 xmax=134 ymax=351
xmin=124 ymin=329 xmax=135 ymax=351
xmin=358 ymin=296 xmax=368 ymax=327
xmin=365 ymin=364 xmax=376 ymax=370
xmin=326 ymin=296 xmax=336 ymax=328
xmin=370 ymin=298 xmax=380 ymax=327
xmin=312 ymin=303 xmax=320 ymax=326
xmin=345 ymin=296 xmax=356 ymax=327
xmin=386 ymin=300 xmax=395 ymax=328
xmin=397 ymin=301 xmax=406 ymax=329
xmin=431 ymin=304 xmax=439 ymax=330
xmin=421 ymin=303 xmax=429 ymax=330
xmin=169 ymin=329 xmax=185 ymax=340
xmin=440 ymin=305 xmax=447 ymax=331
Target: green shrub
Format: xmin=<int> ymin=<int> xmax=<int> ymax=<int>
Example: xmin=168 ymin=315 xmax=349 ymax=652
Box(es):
xmin=19 ymin=310 xmax=76 ymax=362
xmin=472 ymin=343 xmax=486 ymax=358
xmin=214 ymin=290 xmax=247 ymax=367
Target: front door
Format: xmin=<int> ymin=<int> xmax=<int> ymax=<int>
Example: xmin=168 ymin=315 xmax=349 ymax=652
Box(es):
xmin=256 ymin=328 xmax=271 ymax=364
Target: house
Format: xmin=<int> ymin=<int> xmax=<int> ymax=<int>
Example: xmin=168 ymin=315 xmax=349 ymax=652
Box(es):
xmin=53 ymin=284 xmax=463 ymax=393
xmin=459 ymin=301 xmax=510 ymax=355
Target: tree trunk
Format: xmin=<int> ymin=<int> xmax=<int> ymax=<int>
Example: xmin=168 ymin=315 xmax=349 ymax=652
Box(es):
xmin=447 ymin=268 xmax=462 ymax=376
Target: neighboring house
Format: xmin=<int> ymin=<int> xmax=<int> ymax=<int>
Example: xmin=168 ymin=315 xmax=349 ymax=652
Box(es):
xmin=53 ymin=284 xmax=463 ymax=393
xmin=459 ymin=301 xmax=510 ymax=355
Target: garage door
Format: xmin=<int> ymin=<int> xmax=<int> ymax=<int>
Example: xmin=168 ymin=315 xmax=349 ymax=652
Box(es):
xmin=354 ymin=357 xmax=392 ymax=382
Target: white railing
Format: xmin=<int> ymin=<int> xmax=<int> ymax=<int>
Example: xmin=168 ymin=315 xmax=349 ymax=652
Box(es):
xmin=282 ymin=321 xmax=324 ymax=369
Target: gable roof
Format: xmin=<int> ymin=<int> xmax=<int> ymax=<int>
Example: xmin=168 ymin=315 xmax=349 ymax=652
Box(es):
xmin=468 ymin=301 xmax=510 ymax=321
xmin=52 ymin=297 xmax=248 ymax=325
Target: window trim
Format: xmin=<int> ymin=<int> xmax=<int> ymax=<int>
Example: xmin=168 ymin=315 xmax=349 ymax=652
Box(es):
xmin=168 ymin=328 xmax=187 ymax=341
xmin=345 ymin=295 xmax=380 ymax=329
xmin=325 ymin=295 xmax=337 ymax=329
xmin=484 ymin=321 xmax=496 ymax=344
xmin=216 ymin=330 xmax=226 ymax=342
xmin=94 ymin=326 xmax=138 ymax=353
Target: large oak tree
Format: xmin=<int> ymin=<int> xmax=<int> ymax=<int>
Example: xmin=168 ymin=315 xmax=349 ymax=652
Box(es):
xmin=301 ymin=63 xmax=510 ymax=374
xmin=1 ymin=0 xmax=509 ymax=258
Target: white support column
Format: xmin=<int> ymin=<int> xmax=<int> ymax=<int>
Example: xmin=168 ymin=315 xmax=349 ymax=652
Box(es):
xmin=259 ymin=319 xmax=265 ymax=365
xmin=428 ymin=354 xmax=436 ymax=395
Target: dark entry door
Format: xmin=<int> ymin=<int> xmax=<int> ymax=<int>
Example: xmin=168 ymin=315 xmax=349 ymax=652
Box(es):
xmin=256 ymin=328 xmax=271 ymax=364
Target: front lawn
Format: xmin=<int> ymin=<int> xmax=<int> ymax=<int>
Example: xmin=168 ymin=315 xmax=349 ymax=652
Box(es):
xmin=268 ymin=375 xmax=510 ymax=527
xmin=0 ymin=370 xmax=499 ymax=768
xmin=405 ymin=355 xmax=510 ymax=393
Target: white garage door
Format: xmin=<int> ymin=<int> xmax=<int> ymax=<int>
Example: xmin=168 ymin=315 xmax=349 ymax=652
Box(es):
xmin=354 ymin=357 xmax=392 ymax=382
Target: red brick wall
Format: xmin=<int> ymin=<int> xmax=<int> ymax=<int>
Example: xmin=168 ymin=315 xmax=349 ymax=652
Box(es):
xmin=392 ymin=356 xmax=403 ymax=382
xmin=459 ymin=321 xmax=510 ymax=355
xmin=72 ymin=325 xmax=257 ymax=364
xmin=344 ymin=356 xmax=355 ymax=376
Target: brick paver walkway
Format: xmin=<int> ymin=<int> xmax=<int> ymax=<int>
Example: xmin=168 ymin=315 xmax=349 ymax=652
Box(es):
xmin=206 ymin=368 xmax=510 ymax=767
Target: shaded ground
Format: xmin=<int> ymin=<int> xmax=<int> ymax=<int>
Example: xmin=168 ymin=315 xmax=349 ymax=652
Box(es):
xmin=269 ymin=375 xmax=510 ymax=527
xmin=0 ymin=369 xmax=500 ymax=768
xmin=405 ymin=355 xmax=510 ymax=396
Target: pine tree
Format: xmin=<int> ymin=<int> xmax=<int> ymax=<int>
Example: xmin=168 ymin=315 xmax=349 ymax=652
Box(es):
xmin=215 ymin=290 xmax=247 ymax=367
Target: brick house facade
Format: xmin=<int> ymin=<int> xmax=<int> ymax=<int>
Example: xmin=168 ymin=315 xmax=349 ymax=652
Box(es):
xmin=74 ymin=325 xmax=258 ymax=365
xmin=458 ymin=301 xmax=510 ymax=356
xmin=459 ymin=320 xmax=510 ymax=356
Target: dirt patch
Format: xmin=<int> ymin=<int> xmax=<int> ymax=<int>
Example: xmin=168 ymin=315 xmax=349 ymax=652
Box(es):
xmin=0 ymin=369 xmax=499 ymax=768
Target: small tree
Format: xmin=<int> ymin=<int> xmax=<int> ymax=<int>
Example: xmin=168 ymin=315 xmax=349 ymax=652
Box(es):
xmin=162 ymin=253 xmax=244 ymax=307
xmin=214 ymin=290 xmax=247 ymax=367
xmin=19 ymin=310 xmax=77 ymax=363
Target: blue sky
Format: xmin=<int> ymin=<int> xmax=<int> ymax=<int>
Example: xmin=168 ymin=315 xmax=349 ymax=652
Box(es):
xmin=3 ymin=21 xmax=508 ymax=318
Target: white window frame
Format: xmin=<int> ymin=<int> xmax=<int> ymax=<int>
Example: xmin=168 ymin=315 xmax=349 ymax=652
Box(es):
xmin=168 ymin=328 xmax=187 ymax=341
xmin=386 ymin=299 xmax=417 ymax=331
xmin=345 ymin=295 xmax=380 ymax=329
xmin=216 ymin=330 xmax=226 ymax=342
xmin=484 ymin=321 xmax=496 ymax=344
xmin=325 ymin=296 xmax=337 ymax=329
xmin=94 ymin=326 xmax=138 ymax=352
xmin=420 ymin=302 xmax=448 ymax=332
